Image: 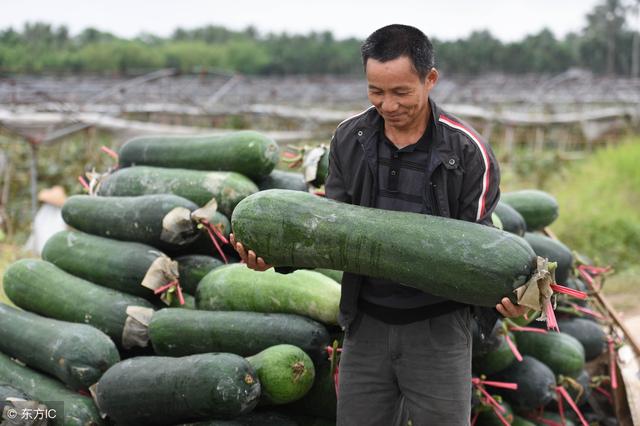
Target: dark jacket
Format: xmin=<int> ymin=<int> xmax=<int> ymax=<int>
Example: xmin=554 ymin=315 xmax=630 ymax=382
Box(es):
xmin=325 ymin=98 xmax=501 ymax=335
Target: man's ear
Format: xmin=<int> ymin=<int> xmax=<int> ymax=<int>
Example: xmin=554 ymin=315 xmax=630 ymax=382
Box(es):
xmin=425 ymin=68 xmax=439 ymax=90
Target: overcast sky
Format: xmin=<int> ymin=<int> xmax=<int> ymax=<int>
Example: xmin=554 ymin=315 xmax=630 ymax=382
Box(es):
xmin=2 ymin=0 xmax=614 ymax=42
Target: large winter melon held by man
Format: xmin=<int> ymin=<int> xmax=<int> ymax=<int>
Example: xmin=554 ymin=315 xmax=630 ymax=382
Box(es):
xmin=231 ymin=189 xmax=540 ymax=307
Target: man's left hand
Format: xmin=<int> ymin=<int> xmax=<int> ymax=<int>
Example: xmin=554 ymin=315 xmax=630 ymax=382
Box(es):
xmin=496 ymin=297 xmax=529 ymax=318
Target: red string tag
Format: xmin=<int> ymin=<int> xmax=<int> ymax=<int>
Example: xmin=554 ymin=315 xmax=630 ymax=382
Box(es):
xmin=471 ymin=378 xmax=518 ymax=390
xmin=576 ymin=264 xmax=611 ymax=291
xmin=100 ymin=146 xmax=119 ymax=161
xmin=476 ymin=385 xmax=506 ymax=414
xmin=471 ymin=379 xmax=517 ymax=426
xmin=569 ymin=302 xmax=605 ymax=320
xmin=153 ymin=280 xmax=185 ymax=305
xmin=580 ymin=265 xmax=611 ymax=275
xmin=551 ymin=283 xmax=588 ymax=300
xmin=545 ymin=302 xmax=560 ymax=332
xmin=557 ymin=386 xmax=589 ymax=426
xmin=504 ymin=333 xmax=523 ymax=362
xmin=509 ymin=325 xmax=548 ymax=334
xmin=555 ymin=386 xmax=566 ymax=425
xmin=326 ymin=346 xmax=342 ymax=397
xmin=77 ymin=175 xmax=90 ymax=191
xmin=595 ymin=385 xmax=613 ymax=404
xmin=200 ymin=220 xmax=229 ymax=264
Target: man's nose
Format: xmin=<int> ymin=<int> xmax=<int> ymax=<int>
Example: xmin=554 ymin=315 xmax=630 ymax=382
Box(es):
xmin=380 ymin=97 xmax=399 ymax=113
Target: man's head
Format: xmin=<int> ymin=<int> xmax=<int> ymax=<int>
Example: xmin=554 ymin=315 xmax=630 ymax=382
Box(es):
xmin=361 ymin=25 xmax=439 ymax=131
xmin=361 ymin=24 xmax=435 ymax=82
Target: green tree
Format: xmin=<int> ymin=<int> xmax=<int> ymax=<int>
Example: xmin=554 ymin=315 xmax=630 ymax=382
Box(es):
xmin=0 ymin=3 xmax=638 ymax=76
xmin=161 ymin=41 xmax=227 ymax=71
xmin=580 ymin=0 xmax=630 ymax=74
xmin=75 ymin=27 xmax=117 ymax=46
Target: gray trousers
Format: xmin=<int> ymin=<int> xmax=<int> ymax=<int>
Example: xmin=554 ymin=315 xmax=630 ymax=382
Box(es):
xmin=337 ymin=309 xmax=472 ymax=426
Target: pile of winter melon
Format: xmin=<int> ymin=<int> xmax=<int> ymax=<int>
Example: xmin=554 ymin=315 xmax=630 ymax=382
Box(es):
xmin=0 ymin=131 xmax=624 ymax=425
xmin=1 ymin=131 xmax=339 ymax=425
xmin=469 ymin=190 xmax=620 ymax=425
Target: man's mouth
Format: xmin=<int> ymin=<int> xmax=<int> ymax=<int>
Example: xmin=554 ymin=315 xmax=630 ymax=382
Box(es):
xmin=384 ymin=114 xmax=403 ymax=121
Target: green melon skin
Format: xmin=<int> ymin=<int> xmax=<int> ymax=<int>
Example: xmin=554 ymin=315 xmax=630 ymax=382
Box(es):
xmin=62 ymin=194 xmax=200 ymax=249
xmin=246 ymin=344 xmax=315 ymax=405
xmin=547 ymin=369 xmax=592 ymax=411
xmin=314 ymin=268 xmax=343 ymax=283
xmin=168 ymin=212 xmax=232 ymax=259
xmin=97 ymin=166 xmax=258 ymax=215
xmin=231 ymin=189 xmax=537 ymax=307
xmin=286 ymin=415 xmax=336 ymax=426
xmin=512 ymin=416 xmax=537 ymax=426
xmin=524 ymin=232 xmax=574 ymax=285
xmin=148 ymin=308 xmax=330 ymax=365
xmin=162 ymin=292 xmax=197 ymax=310
xmin=475 ymin=398 xmax=514 ymax=426
xmin=556 ymin=318 xmax=606 ymax=361
xmin=472 ymin=319 xmax=503 ymax=358
xmin=494 ymin=201 xmax=526 ymax=236
xmin=0 ymin=384 xmax=30 ymax=403
xmin=0 ymin=352 xmax=105 ymax=426
xmin=118 ymin=130 xmax=280 ymax=180
xmin=490 ymin=356 xmax=556 ymax=411
xmin=312 ymin=150 xmax=329 ymax=187
xmin=178 ymin=411 xmax=299 ymax=426
xmin=3 ymin=259 xmax=154 ymax=346
xmin=512 ymin=330 xmax=585 ymax=377
xmin=0 ymin=384 xmax=33 ymax=422
xmin=196 ymin=264 xmax=340 ymax=325
xmin=491 ymin=212 xmax=504 ymax=230
xmin=175 ymin=255 xmax=225 ymax=294
xmin=42 ymin=230 xmax=167 ymax=298
xmin=501 ymin=190 xmax=559 ymax=231
xmin=508 ymin=309 xmax=540 ymax=327
xmin=283 ymin=359 xmax=337 ymax=421
xmin=0 ymin=303 xmax=119 ymax=391
xmin=532 ymin=412 xmax=576 ymax=426
xmin=95 ymin=353 xmax=261 ymax=425
xmin=257 ymin=170 xmax=308 ymax=192
xmin=472 ymin=331 xmax=517 ymax=376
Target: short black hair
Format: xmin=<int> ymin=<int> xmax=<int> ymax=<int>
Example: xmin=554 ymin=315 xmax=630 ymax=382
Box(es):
xmin=361 ymin=24 xmax=435 ymax=81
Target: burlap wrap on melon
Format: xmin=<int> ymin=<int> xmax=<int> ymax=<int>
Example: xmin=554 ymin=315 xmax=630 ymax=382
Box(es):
xmin=121 ymin=306 xmax=155 ymax=349
xmin=515 ymin=256 xmax=556 ymax=322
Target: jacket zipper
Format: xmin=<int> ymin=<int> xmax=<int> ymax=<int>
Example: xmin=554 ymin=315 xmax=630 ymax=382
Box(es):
xmin=359 ymin=140 xmax=377 ymax=207
xmin=430 ymin=182 xmax=441 ymax=216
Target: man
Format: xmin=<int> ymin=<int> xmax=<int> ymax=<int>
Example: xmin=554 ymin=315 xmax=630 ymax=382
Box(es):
xmin=232 ymin=24 xmax=526 ymax=425
xmin=24 ymin=185 xmax=68 ymax=255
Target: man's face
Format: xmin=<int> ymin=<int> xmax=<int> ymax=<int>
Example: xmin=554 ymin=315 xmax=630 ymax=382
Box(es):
xmin=365 ymin=56 xmax=438 ymax=130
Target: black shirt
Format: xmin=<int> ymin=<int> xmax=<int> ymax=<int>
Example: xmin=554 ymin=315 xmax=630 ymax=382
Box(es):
xmin=359 ymin=118 xmax=461 ymax=323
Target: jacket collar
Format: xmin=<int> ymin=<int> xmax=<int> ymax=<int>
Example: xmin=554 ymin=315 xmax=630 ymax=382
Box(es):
xmin=354 ymin=98 xmax=456 ymax=169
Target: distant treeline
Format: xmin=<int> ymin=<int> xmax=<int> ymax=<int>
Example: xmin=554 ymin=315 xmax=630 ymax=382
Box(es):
xmin=1 ymin=0 xmax=638 ymax=76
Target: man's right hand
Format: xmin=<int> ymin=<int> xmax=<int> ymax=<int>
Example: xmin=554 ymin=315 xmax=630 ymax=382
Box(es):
xmin=230 ymin=233 xmax=273 ymax=271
